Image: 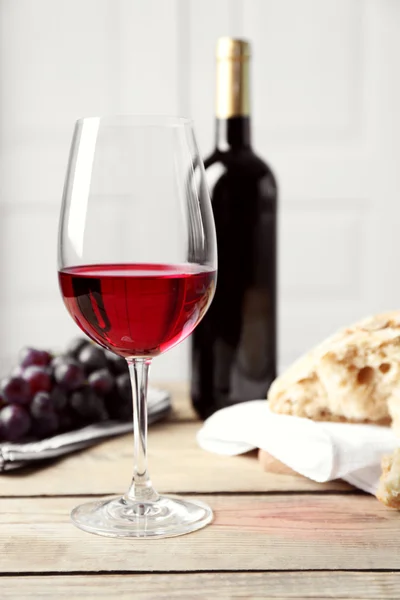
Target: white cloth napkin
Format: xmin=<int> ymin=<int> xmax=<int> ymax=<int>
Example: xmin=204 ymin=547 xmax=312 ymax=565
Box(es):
xmin=197 ymin=401 xmax=400 ymax=494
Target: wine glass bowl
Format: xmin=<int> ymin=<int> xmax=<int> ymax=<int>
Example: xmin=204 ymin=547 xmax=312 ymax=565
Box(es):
xmin=58 ymin=115 xmax=217 ymax=538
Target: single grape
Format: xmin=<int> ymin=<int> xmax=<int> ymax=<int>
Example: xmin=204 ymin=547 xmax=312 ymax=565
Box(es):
xmin=0 ymin=405 xmax=31 ymax=441
xmin=78 ymin=345 xmax=107 ymax=373
xmin=1 ymin=376 xmax=31 ymax=406
xmin=105 ymin=350 xmax=128 ymax=375
xmin=116 ymin=373 xmax=131 ymax=403
xmin=30 ymin=393 xmax=60 ymax=439
xmin=88 ymin=369 xmax=114 ymax=396
xmin=23 ymin=366 xmax=52 ymax=396
xmin=54 ymin=361 xmax=85 ymax=391
xmin=70 ymin=388 xmax=109 ymax=423
xmin=30 ymin=391 xmax=53 ymax=419
xmin=69 ymin=390 xmax=88 ymax=418
xmin=32 ymin=411 xmax=59 ymax=438
xmin=19 ymin=347 xmax=52 ymax=369
xmin=66 ymin=337 xmax=89 ymax=358
xmin=50 ymin=387 xmax=68 ymax=412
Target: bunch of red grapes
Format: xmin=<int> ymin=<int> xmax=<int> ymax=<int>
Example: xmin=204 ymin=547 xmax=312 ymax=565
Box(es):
xmin=0 ymin=339 xmax=133 ymax=443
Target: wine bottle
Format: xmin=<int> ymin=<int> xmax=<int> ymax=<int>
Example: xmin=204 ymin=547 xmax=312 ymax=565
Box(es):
xmin=191 ymin=37 xmax=278 ymax=419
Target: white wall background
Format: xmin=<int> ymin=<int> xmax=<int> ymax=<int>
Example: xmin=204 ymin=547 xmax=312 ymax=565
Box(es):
xmin=1 ymin=0 xmax=400 ymax=380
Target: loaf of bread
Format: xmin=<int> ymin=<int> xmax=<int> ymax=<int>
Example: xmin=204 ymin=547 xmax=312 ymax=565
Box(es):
xmin=377 ymin=448 xmax=400 ymax=509
xmin=268 ymin=311 xmax=400 ymax=431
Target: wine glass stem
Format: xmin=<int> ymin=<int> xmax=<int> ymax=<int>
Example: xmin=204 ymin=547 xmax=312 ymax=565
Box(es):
xmin=126 ymin=357 xmax=159 ymax=503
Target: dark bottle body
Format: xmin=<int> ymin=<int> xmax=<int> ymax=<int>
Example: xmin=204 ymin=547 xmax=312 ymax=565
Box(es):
xmin=191 ymin=115 xmax=278 ymax=419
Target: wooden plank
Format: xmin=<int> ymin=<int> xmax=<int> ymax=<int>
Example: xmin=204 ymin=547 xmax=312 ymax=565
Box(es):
xmin=1 ymin=494 xmax=399 ymax=572
xmin=0 ymin=421 xmax=351 ymax=496
xmin=2 ymin=572 xmax=400 ymax=599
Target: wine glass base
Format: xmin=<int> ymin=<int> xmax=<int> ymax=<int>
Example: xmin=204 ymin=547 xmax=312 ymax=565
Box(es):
xmin=70 ymin=494 xmax=213 ymax=539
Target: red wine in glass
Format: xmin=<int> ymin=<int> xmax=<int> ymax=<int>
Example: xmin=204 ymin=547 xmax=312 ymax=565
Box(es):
xmin=59 ymin=263 xmax=216 ymax=358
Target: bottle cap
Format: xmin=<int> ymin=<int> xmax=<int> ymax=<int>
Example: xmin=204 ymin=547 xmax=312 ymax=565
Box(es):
xmin=215 ymin=38 xmax=250 ymax=117
xmin=216 ymin=38 xmax=251 ymax=61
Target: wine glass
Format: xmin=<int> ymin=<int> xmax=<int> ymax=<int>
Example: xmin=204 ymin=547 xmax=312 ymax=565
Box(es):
xmin=58 ymin=115 xmax=217 ymax=538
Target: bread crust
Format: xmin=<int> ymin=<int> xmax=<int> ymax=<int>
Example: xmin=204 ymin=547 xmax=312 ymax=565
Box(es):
xmin=268 ymin=311 xmax=400 ymax=427
xmin=377 ymin=449 xmax=400 ymax=509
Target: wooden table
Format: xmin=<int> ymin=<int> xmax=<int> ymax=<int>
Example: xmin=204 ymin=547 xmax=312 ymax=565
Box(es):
xmin=2 ymin=383 xmax=400 ymax=599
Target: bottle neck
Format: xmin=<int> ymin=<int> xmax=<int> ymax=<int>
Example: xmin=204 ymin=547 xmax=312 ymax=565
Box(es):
xmin=215 ymin=45 xmax=251 ymax=152
xmin=215 ymin=116 xmax=251 ymax=151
